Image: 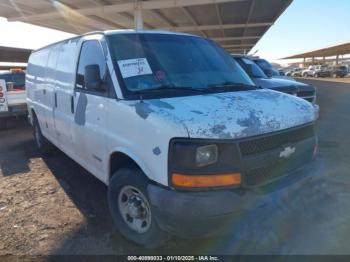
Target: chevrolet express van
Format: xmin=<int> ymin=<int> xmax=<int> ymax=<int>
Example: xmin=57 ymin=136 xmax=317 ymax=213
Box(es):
xmin=26 ymin=31 xmax=318 ymax=247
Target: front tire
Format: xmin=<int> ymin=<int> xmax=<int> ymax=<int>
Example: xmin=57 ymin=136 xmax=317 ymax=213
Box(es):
xmin=108 ymin=167 xmax=168 ymax=248
xmin=33 ymin=116 xmax=55 ymax=154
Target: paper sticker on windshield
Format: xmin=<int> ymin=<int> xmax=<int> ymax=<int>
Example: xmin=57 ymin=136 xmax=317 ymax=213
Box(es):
xmin=117 ymin=58 xmax=153 ymax=79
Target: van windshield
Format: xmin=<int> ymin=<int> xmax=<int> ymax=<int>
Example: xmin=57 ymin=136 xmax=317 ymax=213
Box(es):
xmin=254 ymin=59 xmax=280 ymax=77
xmin=234 ymin=57 xmax=268 ymax=79
xmin=106 ymin=33 xmax=255 ymax=99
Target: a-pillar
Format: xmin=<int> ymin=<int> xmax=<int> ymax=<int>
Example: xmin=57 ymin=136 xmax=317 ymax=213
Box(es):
xmin=134 ymin=1 xmax=143 ymax=30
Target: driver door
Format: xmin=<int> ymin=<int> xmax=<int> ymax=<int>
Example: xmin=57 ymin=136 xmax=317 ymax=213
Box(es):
xmin=73 ymin=39 xmax=109 ymax=179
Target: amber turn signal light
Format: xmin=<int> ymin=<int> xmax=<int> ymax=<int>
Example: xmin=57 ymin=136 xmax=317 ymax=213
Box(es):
xmin=172 ymin=173 xmax=241 ymax=188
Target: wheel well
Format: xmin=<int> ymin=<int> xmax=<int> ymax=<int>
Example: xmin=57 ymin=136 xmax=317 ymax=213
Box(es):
xmin=109 ymin=152 xmax=140 ymax=180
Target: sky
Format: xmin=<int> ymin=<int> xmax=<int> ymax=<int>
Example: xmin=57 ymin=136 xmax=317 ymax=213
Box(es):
xmin=251 ymin=0 xmax=350 ymax=64
xmin=0 ymin=0 xmax=350 ymax=66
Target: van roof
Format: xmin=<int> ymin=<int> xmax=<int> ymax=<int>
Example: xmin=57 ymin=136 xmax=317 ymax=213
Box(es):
xmin=104 ymin=29 xmax=195 ymax=37
xmin=32 ymin=30 xmax=201 ymax=53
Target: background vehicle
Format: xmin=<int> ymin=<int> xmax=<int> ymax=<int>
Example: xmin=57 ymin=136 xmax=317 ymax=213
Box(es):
xmin=286 ymin=68 xmax=303 ymax=77
xmin=313 ymin=65 xmax=331 ymax=77
xmin=232 ymin=55 xmax=317 ymax=104
xmin=251 ymin=57 xmax=295 ymax=81
xmin=302 ymin=65 xmax=331 ymax=77
xmin=0 ymin=69 xmax=27 ymax=129
xmin=27 ymin=31 xmax=318 ymax=247
xmin=329 ymin=65 xmax=348 ymax=78
xmin=302 ymin=66 xmax=316 ymax=77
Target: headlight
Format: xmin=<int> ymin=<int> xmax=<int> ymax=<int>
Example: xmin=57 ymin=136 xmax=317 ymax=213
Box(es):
xmin=196 ymin=144 xmax=218 ymax=167
xmin=168 ymin=139 xmax=241 ymax=190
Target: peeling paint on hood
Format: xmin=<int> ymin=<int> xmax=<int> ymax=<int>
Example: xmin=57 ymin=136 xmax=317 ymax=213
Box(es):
xmin=128 ymin=89 xmax=315 ymax=140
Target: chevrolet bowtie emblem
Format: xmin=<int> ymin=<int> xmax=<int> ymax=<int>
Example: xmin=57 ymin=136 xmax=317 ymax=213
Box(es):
xmin=279 ymin=146 xmax=296 ymax=158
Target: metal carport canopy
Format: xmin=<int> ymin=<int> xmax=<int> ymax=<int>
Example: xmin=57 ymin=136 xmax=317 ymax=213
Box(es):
xmin=0 ymin=0 xmax=292 ymax=53
xmin=283 ymin=42 xmax=350 ymax=59
xmin=0 ymin=46 xmax=32 ymax=63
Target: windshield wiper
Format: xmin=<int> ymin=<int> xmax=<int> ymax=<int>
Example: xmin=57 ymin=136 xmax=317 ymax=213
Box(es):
xmin=207 ymin=82 xmax=258 ymax=90
xmin=135 ymin=85 xmax=214 ymax=94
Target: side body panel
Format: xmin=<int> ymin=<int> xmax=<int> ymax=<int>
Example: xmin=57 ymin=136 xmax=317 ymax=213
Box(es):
xmin=42 ymin=44 xmax=60 ymax=142
xmin=26 ymin=48 xmax=50 ymax=133
xmin=53 ymin=38 xmax=80 ymax=157
xmin=105 ymin=99 xmax=189 ymax=186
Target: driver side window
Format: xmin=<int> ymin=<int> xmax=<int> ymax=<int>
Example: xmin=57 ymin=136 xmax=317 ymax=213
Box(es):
xmin=76 ymin=40 xmax=106 ymax=91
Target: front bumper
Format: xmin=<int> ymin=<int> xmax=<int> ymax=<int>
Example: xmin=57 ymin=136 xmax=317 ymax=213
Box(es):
xmin=0 ymin=104 xmax=27 ymax=118
xmin=149 ymin=131 xmax=317 ymax=238
xmin=148 ymin=162 xmax=313 ymax=238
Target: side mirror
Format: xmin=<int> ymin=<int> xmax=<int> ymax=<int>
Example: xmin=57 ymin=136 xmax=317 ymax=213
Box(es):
xmin=84 ymin=64 xmax=105 ymax=92
xmin=264 ymin=69 xmax=273 ymax=78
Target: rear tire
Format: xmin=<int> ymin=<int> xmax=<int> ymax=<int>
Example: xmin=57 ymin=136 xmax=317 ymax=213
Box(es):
xmin=108 ymin=167 xmax=168 ymax=248
xmin=33 ymin=116 xmax=55 ymax=154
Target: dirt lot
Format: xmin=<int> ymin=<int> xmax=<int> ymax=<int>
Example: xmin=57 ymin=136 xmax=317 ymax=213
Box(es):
xmin=1 ymin=79 xmax=350 ymax=255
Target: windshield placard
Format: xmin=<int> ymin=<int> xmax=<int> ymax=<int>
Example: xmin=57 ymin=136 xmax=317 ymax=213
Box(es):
xmin=117 ymin=58 xmax=153 ymax=79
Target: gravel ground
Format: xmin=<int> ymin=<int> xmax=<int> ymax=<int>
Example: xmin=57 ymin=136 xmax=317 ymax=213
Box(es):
xmin=0 ymin=79 xmax=350 ymax=255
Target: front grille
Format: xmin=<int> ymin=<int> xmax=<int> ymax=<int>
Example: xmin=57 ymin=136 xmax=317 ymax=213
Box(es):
xmin=298 ymin=91 xmax=315 ymax=97
xmin=303 ymin=97 xmax=314 ymax=103
xmin=239 ymin=124 xmax=314 ymax=157
xmin=282 ymin=90 xmax=296 ymax=95
xmin=245 ymin=162 xmax=281 ymax=187
xmin=244 ymin=148 xmax=313 ymax=187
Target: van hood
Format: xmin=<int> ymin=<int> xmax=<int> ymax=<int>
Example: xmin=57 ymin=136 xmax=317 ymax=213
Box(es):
xmin=130 ymin=89 xmax=315 ymax=139
xmin=252 ymin=77 xmax=310 ymax=91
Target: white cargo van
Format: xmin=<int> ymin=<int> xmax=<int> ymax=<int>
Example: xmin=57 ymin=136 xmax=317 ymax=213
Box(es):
xmin=26 ymin=30 xmax=318 ymax=247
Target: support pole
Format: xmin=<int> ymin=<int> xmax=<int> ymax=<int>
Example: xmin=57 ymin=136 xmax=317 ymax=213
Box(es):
xmin=303 ymin=57 xmax=306 ymax=67
xmin=134 ymin=1 xmax=143 ymax=30
xmin=336 ymin=54 xmax=339 ymax=65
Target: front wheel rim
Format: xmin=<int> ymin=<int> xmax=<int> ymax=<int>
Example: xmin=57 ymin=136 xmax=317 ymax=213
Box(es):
xmin=118 ymin=185 xmax=152 ymax=233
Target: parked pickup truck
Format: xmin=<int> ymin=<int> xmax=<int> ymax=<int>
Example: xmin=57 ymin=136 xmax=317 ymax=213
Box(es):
xmin=26 ymin=30 xmax=318 ymax=247
xmin=0 ymin=69 xmax=27 ymax=129
xmin=232 ymin=55 xmax=318 ymax=105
